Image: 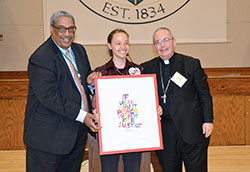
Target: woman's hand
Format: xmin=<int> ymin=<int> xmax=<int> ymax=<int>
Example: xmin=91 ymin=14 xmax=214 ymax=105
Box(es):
xmin=87 ymin=72 xmax=102 ymax=86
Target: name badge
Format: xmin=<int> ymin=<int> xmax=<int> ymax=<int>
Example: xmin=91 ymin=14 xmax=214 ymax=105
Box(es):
xmin=171 ymin=71 xmax=187 ymax=88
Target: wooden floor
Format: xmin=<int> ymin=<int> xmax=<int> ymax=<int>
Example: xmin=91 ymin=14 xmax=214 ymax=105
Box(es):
xmin=0 ymin=146 xmax=250 ymax=172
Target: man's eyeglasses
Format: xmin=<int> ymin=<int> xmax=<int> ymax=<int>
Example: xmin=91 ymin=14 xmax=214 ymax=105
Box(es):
xmin=52 ymin=25 xmax=77 ymax=33
xmin=154 ymin=37 xmax=173 ymax=46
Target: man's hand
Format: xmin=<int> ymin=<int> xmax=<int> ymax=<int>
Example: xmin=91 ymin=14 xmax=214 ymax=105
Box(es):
xmin=157 ymin=105 xmax=163 ymax=116
xmin=202 ymin=123 xmax=214 ymax=138
xmin=87 ymin=72 xmax=102 ymax=86
xmin=84 ymin=112 xmax=100 ymax=132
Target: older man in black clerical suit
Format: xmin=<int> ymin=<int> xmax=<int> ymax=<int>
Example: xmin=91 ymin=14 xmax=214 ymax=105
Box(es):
xmin=141 ymin=27 xmax=214 ymax=172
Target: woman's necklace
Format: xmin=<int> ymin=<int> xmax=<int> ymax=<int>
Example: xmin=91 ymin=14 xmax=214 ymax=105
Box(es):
xmin=115 ymin=67 xmax=125 ymax=75
xmin=113 ymin=59 xmax=127 ymax=75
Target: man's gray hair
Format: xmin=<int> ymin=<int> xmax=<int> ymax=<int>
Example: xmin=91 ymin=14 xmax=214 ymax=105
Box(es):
xmin=50 ymin=11 xmax=75 ymax=26
xmin=153 ymin=27 xmax=174 ymax=42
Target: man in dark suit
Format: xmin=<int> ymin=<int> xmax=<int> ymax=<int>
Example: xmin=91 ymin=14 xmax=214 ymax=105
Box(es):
xmin=141 ymin=27 xmax=214 ymax=172
xmin=23 ymin=11 xmax=100 ymax=172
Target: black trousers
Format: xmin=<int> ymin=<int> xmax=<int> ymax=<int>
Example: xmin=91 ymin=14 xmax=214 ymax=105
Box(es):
xmin=26 ymin=125 xmax=87 ymax=172
xmin=100 ymin=152 xmax=142 ymax=172
xmin=156 ymin=119 xmax=209 ymax=172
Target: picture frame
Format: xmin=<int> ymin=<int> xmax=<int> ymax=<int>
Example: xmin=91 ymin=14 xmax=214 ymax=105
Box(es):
xmin=95 ymin=74 xmax=163 ymax=155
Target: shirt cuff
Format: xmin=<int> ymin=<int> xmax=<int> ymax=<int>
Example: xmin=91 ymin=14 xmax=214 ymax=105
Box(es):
xmin=204 ymin=119 xmax=213 ymax=123
xmin=76 ymin=109 xmax=87 ymax=123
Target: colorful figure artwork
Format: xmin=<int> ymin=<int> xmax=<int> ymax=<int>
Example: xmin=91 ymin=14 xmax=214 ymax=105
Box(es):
xmin=117 ymin=94 xmax=142 ymax=128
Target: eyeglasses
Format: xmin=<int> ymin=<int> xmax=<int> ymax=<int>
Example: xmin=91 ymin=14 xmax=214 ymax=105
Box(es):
xmin=154 ymin=37 xmax=173 ymax=46
xmin=52 ymin=25 xmax=77 ymax=33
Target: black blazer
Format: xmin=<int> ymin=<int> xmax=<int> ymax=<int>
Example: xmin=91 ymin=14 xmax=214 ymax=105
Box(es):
xmin=23 ymin=37 xmax=92 ymax=154
xmin=141 ymin=53 xmax=213 ymax=144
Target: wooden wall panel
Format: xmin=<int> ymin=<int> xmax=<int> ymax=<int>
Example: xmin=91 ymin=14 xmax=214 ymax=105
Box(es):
xmin=246 ymin=96 xmax=250 ymax=145
xmin=208 ymin=77 xmax=250 ymax=95
xmin=0 ymin=80 xmax=28 ymax=98
xmin=0 ymin=75 xmax=28 ymax=150
xmin=1 ymin=69 xmax=250 ymax=150
xmin=0 ymin=99 xmax=26 ymax=150
xmin=0 ymin=71 xmax=28 ymax=79
xmin=204 ymin=67 xmax=250 ymax=76
xmin=210 ymin=96 xmax=246 ymax=145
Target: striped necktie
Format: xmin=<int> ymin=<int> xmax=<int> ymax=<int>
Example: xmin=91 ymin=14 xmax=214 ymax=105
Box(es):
xmin=66 ymin=50 xmax=89 ymax=112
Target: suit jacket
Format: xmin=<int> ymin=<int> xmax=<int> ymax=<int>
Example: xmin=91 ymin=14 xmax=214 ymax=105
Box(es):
xmin=141 ymin=52 xmax=213 ymax=144
xmin=23 ymin=37 xmax=92 ymax=154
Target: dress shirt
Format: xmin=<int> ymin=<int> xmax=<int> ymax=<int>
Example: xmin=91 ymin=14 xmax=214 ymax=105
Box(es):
xmin=53 ymin=39 xmax=87 ymax=123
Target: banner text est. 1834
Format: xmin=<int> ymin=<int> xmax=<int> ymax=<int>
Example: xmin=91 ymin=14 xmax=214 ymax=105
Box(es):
xmin=102 ymin=2 xmax=166 ymax=20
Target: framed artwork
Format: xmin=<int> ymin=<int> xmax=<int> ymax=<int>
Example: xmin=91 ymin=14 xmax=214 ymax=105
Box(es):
xmin=95 ymin=74 xmax=163 ymax=155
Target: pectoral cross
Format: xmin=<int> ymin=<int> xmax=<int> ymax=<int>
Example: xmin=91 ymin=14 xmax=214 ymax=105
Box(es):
xmin=161 ymin=94 xmax=167 ymax=104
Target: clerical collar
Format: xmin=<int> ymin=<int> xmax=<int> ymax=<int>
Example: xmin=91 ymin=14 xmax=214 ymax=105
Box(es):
xmin=159 ymin=58 xmax=170 ymax=66
xmin=164 ymin=59 xmax=169 ymax=65
xmin=160 ymin=53 xmax=175 ymax=65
